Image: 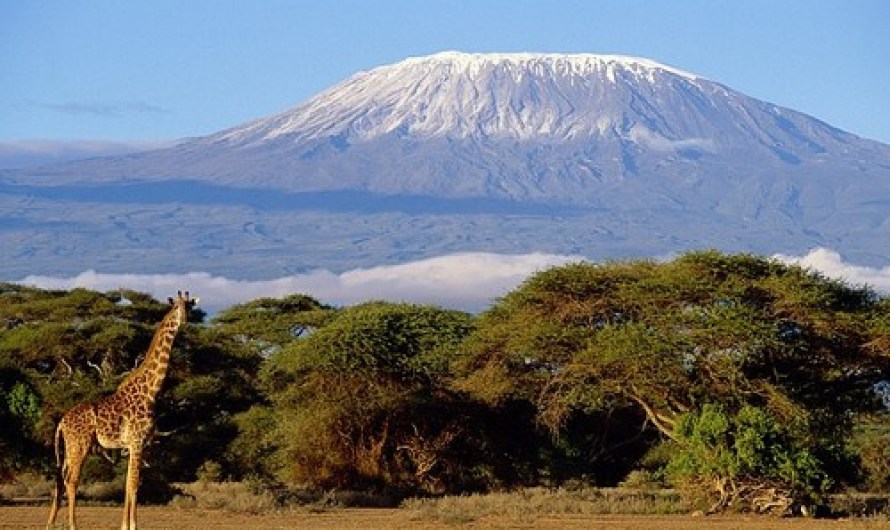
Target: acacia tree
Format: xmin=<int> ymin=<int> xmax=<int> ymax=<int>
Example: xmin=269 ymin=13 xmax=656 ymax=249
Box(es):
xmin=0 ymin=284 xmax=261 ymax=494
xmin=454 ymin=251 xmax=890 ymax=508
xmin=0 ymin=286 xmax=172 ymax=445
xmin=217 ymin=293 xmax=337 ymax=481
xmin=210 ymin=294 xmax=334 ymax=357
xmin=248 ymin=301 xmax=483 ymax=492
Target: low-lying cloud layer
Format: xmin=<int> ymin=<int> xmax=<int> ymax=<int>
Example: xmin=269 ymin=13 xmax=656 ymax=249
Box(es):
xmin=0 ymin=139 xmax=176 ymax=169
xmin=17 ymin=248 xmax=890 ymax=316
xmin=27 ymin=100 xmax=170 ymax=118
xmin=773 ymin=247 xmax=890 ymax=293
xmin=18 ymin=252 xmax=584 ymax=314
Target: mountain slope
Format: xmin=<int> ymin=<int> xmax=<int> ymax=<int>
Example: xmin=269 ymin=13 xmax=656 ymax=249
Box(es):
xmin=18 ymin=52 xmax=890 ymax=204
xmin=4 ymin=52 xmax=890 ymax=278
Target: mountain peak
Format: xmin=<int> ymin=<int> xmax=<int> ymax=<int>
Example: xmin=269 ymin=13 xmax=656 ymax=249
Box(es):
xmin=217 ymin=51 xmax=706 ymax=144
xmin=19 ymin=51 xmax=887 ymax=209
xmin=400 ymin=51 xmax=701 ymax=81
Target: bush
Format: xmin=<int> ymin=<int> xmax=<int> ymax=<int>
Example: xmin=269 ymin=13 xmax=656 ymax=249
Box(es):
xmin=197 ymin=460 xmax=224 ymax=483
xmin=851 ymin=414 xmax=890 ymax=492
xmin=171 ymin=481 xmax=278 ymax=514
xmin=666 ymin=404 xmax=830 ymax=513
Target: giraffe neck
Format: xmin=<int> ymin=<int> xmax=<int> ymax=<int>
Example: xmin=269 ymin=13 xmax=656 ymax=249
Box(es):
xmin=120 ymin=306 xmax=183 ymax=401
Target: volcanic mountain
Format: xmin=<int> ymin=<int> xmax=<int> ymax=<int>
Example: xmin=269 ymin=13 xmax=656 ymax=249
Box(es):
xmin=4 ymin=52 xmax=890 ymax=277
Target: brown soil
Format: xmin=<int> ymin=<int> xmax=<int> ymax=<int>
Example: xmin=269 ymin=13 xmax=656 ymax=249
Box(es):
xmin=4 ymin=505 xmax=887 ymax=530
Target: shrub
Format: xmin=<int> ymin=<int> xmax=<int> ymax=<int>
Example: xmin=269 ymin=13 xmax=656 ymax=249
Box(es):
xmin=666 ymin=404 xmax=830 ymax=513
xmin=850 ymin=413 xmax=890 ymax=492
xmin=171 ymin=481 xmax=278 ymax=514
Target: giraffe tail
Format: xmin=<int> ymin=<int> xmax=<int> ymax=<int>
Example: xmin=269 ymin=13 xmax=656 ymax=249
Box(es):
xmin=53 ymin=420 xmax=63 ymax=468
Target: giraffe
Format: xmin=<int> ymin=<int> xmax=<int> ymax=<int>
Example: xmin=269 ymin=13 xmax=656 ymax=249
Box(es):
xmin=47 ymin=291 xmax=198 ymax=530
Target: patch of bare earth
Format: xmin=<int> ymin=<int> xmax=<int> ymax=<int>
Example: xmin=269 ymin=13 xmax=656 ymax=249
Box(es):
xmin=4 ymin=506 xmax=887 ymax=530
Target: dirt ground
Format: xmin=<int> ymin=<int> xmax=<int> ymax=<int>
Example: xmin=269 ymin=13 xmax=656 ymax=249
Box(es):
xmin=3 ymin=505 xmax=888 ymax=530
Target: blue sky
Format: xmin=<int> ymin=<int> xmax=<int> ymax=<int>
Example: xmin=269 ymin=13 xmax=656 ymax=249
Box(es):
xmin=2 ymin=0 xmax=889 ymax=149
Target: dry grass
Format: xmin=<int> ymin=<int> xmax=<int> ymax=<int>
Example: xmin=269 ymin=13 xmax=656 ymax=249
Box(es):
xmin=79 ymin=478 xmax=125 ymax=502
xmin=168 ymin=480 xmax=688 ymax=523
xmin=830 ymin=491 xmax=890 ymax=518
xmin=402 ymin=487 xmax=686 ymax=524
xmin=170 ymin=481 xmax=279 ymax=514
xmin=0 ymin=473 xmax=52 ymax=501
xmin=9 ymin=475 xmax=890 ymax=526
xmin=169 ymin=480 xmax=402 ymax=514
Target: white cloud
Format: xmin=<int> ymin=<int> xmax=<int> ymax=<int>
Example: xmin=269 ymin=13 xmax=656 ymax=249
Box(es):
xmin=18 ymin=248 xmax=889 ymax=317
xmin=627 ymin=124 xmax=715 ymax=152
xmin=27 ymin=100 xmax=170 ymax=117
xmin=773 ymin=247 xmax=890 ymax=293
xmin=17 ymin=252 xmax=583 ymax=315
xmin=0 ymin=139 xmax=177 ymax=169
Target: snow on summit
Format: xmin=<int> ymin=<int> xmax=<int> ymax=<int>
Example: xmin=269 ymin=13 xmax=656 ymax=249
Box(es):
xmin=398 ymin=51 xmax=700 ymax=81
xmin=218 ymin=51 xmax=705 ymax=143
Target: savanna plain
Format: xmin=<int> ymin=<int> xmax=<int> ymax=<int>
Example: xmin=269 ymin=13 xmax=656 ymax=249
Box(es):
xmin=4 ymin=504 xmax=890 ymax=530
xmin=6 ymin=482 xmax=889 ymax=530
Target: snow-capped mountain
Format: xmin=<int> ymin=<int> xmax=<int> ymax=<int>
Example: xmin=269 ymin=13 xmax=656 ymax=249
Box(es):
xmin=4 ymin=52 xmax=890 ymax=278
xmin=19 ymin=52 xmax=890 ymax=202
xmin=218 ymin=52 xmax=703 ymax=142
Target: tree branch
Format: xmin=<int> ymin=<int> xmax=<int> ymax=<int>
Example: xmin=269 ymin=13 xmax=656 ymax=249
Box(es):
xmin=627 ymin=390 xmax=679 ymax=442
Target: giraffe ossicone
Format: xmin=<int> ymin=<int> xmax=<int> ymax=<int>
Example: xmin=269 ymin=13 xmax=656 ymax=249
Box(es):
xmin=47 ymin=291 xmax=197 ymax=530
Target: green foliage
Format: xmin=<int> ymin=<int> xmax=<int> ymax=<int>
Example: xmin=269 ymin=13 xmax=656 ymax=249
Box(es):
xmin=211 ymin=294 xmax=333 ymax=357
xmin=0 ymin=284 xmax=256 ymax=488
xmin=228 ymin=405 xmax=280 ymax=478
xmin=5 ymin=380 xmax=40 ymax=422
xmin=0 ymin=369 xmax=43 ymax=478
xmin=850 ymin=413 xmax=890 ymax=492
xmin=666 ymin=404 xmax=830 ymax=511
xmin=252 ymin=302 xmax=477 ymax=491
xmin=456 ymin=250 xmax=885 ymax=437
xmin=272 ymin=301 xmax=472 ymax=377
xmin=3 ymin=250 xmax=890 ymax=504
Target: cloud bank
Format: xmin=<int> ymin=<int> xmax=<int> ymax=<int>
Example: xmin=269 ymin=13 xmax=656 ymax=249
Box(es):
xmin=17 ymin=248 xmax=890 ymax=316
xmin=0 ymin=139 xmax=177 ymax=169
xmin=18 ymin=252 xmax=583 ymax=315
xmin=773 ymin=247 xmax=890 ymax=293
xmin=627 ymin=124 xmax=715 ymax=153
xmin=27 ymin=100 xmax=170 ymax=118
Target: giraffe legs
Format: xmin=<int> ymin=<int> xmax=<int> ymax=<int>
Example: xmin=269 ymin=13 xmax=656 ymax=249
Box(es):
xmin=46 ymin=470 xmax=62 ymax=529
xmin=46 ymin=424 xmax=63 ymax=529
xmin=46 ymin=427 xmax=91 ymax=530
xmin=45 ymin=432 xmax=143 ymax=530
xmin=122 ymin=445 xmax=143 ymax=530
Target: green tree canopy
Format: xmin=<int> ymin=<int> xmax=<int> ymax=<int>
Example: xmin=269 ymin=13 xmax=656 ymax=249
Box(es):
xmin=457 ymin=251 xmax=887 ymax=432
xmin=211 ymin=294 xmax=333 ymax=357
xmin=453 ymin=251 xmax=890 ymax=506
xmin=247 ymin=301 xmax=478 ymax=491
xmin=0 ymin=284 xmax=260 ymax=491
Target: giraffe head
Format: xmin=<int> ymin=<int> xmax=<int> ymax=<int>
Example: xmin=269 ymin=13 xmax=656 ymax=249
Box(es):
xmin=167 ymin=290 xmax=198 ymax=324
